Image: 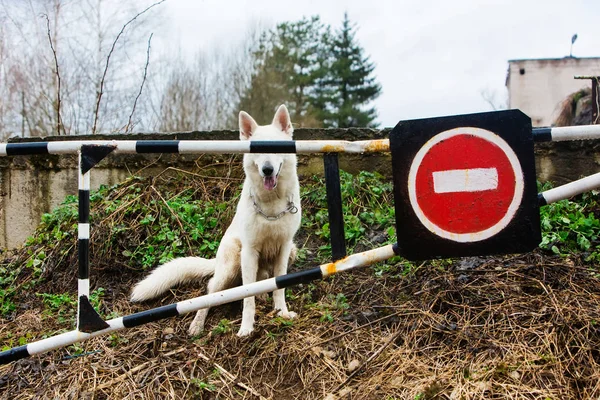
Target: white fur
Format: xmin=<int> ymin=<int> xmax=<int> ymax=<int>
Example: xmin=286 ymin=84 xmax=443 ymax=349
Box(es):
xmin=131 ymin=105 xmax=301 ymax=337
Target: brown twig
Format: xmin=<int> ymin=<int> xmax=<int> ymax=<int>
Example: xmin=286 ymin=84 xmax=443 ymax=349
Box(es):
xmin=161 ymin=166 xmax=244 ymax=181
xmin=311 ymin=310 xmax=405 ymax=347
xmin=95 ymin=347 xmax=186 ymax=391
xmin=92 ymin=0 xmax=165 ymax=134
xmin=194 ymin=349 xmax=267 ymax=399
xmin=126 ymin=33 xmax=153 ymax=133
xmin=332 ymin=328 xmax=403 ymax=394
xmin=43 ymin=14 xmax=63 ymax=136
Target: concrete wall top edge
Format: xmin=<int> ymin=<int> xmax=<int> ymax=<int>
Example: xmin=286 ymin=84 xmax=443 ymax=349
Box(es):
xmin=6 ymin=128 xmax=392 ymax=144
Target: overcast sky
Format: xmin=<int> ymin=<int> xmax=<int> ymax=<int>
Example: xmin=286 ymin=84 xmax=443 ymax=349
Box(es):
xmin=156 ymin=0 xmax=599 ymax=128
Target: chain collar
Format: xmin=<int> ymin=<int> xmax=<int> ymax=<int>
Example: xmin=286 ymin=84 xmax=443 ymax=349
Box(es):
xmin=250 ymin=192 xmax=298 ymax=221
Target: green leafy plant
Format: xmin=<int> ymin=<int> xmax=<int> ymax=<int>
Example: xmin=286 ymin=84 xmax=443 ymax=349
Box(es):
xmin=270 ymin=316 xmax=294 ymax=328
xmin=1 ymin=332 xmax=35 ymax=351
xmin=539 ymin=183 xmax=600 ymax=261
xmin=89 ymin=287 xmax=105 ymax=309
xmin=0 ymin=288 xmax=16 ymax=316
xmin=35 ymin=287 xmax=107 ymax=324
xmin=320 ymin=311 xmax=334 ymax=323
xmin=37 ymin=292 xmax=76 ymax=324
xmin=211 ymin=319 xmax=232 ymax=336
xmin=190 ymin=378 xmax=216 ymax=393
xmin=301 ymin=170 xmax=396 ymax=263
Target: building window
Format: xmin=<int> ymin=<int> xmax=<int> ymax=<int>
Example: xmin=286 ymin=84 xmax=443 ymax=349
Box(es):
xmin=519 ymin=68 xmax=525 ymax=75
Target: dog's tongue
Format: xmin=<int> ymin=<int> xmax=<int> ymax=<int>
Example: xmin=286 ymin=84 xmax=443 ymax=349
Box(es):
xmin=264 ymin=176 xmax=277 ymax=190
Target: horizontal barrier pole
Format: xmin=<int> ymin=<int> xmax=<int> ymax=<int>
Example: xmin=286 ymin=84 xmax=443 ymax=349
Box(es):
xmin=0 ymin=244 xmax=398 ymax=364
xmin=538 ymin=171 xmax=600 ymax=205
xmin=2 ymin=124 xmax=599 ymax=156
xmin=2 ymin=125 xmax=599 ymax=156
xmin=0 ymin=139 xmax=390 ymax=157
xmin=533 ymin=125 xmax=600 ymax=142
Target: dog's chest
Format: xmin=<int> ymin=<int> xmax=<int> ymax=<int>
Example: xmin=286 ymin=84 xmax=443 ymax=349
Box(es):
xmin=250 ymin=215 xmax=298 ymax=262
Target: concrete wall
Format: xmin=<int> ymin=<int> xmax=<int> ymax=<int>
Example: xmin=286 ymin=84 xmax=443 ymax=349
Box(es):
xmin=507 ymin=57 xmax=600 ymax=127
xmin=1 ymin=129 xmax=599 ymax=249
xmin=0 ymin=129 xmax=390 ymax=249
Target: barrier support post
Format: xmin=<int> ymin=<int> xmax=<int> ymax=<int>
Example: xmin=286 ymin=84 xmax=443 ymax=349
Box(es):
xmin=76 ymin=145 xmax=115 ymax=332
xmin=323 ymin=153 xmax=346 ymax=261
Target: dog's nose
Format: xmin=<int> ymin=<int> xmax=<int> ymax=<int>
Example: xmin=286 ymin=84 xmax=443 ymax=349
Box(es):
xmin=262 ymin=163 xmax=274 ymax=177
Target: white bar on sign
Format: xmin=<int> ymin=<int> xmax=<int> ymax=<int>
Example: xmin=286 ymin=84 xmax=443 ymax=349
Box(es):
xmin=433 ymin=168 xmax=498 ymax=194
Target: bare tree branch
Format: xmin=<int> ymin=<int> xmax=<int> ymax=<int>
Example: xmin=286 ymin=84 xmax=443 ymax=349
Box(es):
xmin=43 ymin=13 xmax=63 ymax=135
xmin=480 ymin=88 xmax=507 ymax=111
xmin=126 ymin=32 xmax=153 ymax=133
xmin=92 ymin=0 xmax=165 ymax=134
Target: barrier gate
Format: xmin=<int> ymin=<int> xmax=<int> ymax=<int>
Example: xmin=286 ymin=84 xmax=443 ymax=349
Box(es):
xmin=1 ymin=110 xmax=599 ymax=364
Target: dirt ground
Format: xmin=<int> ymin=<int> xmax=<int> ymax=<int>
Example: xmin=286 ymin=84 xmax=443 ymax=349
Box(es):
xmin=1 ymin=249 xmax=599 ymax=399
xmin=0 ymin=173 xmax=599 ymax=399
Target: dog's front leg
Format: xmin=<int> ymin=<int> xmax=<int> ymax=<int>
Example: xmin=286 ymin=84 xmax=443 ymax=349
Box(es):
xmin=273 ymin=241 xmax=297 ymax=319
xmin=238 ymin=246 xmax=259 ymax=337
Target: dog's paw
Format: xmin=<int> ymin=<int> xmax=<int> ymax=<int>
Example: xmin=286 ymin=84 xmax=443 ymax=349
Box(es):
xmin=236 ymin=327 xmax=254 ymax=337
xmin=187 ymin=322 xmax=205 ymax=337
xmin=277 ymin=310 xmax=297 ymax=319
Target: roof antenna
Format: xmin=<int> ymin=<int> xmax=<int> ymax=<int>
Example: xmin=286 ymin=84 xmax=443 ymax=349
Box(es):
xmin=570 ymin=33 xmax=578 ymax=57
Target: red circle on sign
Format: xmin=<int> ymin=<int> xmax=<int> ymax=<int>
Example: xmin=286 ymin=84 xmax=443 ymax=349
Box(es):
xmin=415 ymin=134 xmax=516 ymax=234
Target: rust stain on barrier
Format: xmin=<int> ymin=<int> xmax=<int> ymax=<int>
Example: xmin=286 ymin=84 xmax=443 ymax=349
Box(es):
xmin=321 ymin=248 xmax=393 ymax=277
xmin=321 ymin=144 xmax=346 ymax=153
xmin=363 ymin=139 xmax=390 ymax=153
xmin=326 ymin=263 xmax=337 ymax=276
xmin=323 ymin=254 xmax=353 ymax=276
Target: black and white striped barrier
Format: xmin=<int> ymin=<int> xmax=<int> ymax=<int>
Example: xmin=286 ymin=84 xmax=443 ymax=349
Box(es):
xmin=76 ymin=146 xmax=115 ymax=333
xmin=0 ymin=244 xmax=398 ymax=364
xmin=0 ymin=139 xmax=390 ymax=156
xmin=1 ymin=120 xmax=600 ymax=364
xmin=1 ymin=125 xmax=599 ymax=157
xmin=532 ymin=125 xmax=600 ymax=142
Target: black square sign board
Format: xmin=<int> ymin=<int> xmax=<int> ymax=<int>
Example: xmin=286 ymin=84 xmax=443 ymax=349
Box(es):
xmin=389 ymin=110 xmax=541 ymax=260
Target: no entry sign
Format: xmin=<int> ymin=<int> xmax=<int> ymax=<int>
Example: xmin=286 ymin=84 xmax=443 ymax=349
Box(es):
xmin=390 ymin=110 xmax=541 ymax=260
xmin=409 ymin=127 xmax=524 ymax=242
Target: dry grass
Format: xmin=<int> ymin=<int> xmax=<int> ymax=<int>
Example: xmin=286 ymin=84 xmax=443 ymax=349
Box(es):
xmin=1 ymin=252 xmax=599 ymax=399
xmin=553 ymin=88 xmax=591 ymax=127
xmin=1 ymin=172 xmax=599 ymax=399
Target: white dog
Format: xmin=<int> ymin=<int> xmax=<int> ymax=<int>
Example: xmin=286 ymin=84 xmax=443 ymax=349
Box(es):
xmin=131 ymin=105 xmax=301 ymax=337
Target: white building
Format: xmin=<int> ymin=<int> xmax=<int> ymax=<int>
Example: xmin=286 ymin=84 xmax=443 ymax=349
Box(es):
xmin=506 ymin=57 xmax=600 ymax=126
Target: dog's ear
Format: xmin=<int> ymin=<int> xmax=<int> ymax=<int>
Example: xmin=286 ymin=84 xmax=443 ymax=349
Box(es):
xmin=239 ymin=111 xmax=258 ymax=140
xmin=272 ymin=105 xmax=293 ymax=137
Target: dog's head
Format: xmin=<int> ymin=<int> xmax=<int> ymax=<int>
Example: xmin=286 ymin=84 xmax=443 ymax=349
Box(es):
xmin=239 ymin=105 xmax=295 ymax=191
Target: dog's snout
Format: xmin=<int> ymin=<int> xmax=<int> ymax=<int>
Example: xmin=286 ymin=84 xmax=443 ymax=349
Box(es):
xmin=262 ymin=163 xmax=274 ymax=177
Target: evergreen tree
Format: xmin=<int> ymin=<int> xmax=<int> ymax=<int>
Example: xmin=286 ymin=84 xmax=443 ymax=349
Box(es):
xmin=237 ymin=14 xmax=381 ymax=129
xmin=238 ymin=17 xmax=331 ymax=126
xmin=323 ymin=13 xmax=382 ymax=128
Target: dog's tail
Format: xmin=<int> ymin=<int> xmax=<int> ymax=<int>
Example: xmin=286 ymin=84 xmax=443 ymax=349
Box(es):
xmin=130 ymin=257 xmax=216 ymax=302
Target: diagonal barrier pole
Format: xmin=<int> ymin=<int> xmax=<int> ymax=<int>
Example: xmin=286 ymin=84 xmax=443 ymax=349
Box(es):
xmin=0 ymin=244 xmax=399 ymax=364
xmin=538 ymin=171 xmax=600 ymax=205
